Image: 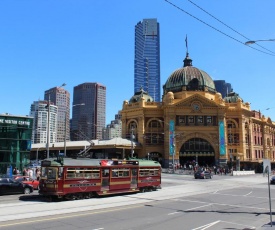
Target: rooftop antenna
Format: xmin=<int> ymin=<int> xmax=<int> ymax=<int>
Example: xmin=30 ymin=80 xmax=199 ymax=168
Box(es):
xmin=185 ymin=34 xmax=188 ymax=55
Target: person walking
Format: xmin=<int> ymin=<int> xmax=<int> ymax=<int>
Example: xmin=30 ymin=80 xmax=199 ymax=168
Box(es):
xmin=36 ymin=168 xmax=41 ymax=181
xmin=13 ymin=167 xmax=18 ymax=175
xmin=28 ymin=168 xmax=33 ymax=180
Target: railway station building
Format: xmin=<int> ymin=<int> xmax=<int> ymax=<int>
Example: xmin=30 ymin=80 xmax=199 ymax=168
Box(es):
xmin=120 ymin=52 xmax=275 ymax=171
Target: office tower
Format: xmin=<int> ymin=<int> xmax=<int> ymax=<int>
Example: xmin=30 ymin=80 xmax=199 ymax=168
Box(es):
xmin=71 ymin=82 xmax=106 ymax=141
xmin=103 ymin=111 xmax=122 ymax=139
xmin=30 ymin=100 xmax=58 ymax=144
xmin=134 ymin=18 xmax=161 ymax=102
xmin=214 ymin=80 xmax=232 ymax=98
xmin=44 ymin=86 xmax=70 ymax=143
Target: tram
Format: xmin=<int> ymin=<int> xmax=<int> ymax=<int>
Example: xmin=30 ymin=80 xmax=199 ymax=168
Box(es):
xmin=39 ymin=157 xmax=161 ymax=200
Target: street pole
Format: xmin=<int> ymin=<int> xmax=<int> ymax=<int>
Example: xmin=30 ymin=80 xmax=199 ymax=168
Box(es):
xmin=130 ymin=127 xmax=134 ymax=158
xmin=266 ymin=166 xmax=273 ymax=226
xmin=64 ymin=110 xmax=67 ymax=157
xmin=46 ymin=95 xmax=50 ymax=159
xmin=173 ymin=133 xmax=175 ymax=174
xmin=36 ymin=147 xmax=40 ymax=162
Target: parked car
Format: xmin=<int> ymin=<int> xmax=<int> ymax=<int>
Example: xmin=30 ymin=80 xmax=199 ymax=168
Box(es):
xmin=194 ymin=170 xmax=212 ymax=179
xmin=13 ymin=176 xmax=40 ymax=190
xmin=0 ymin=178 xmax=34 ymax=195
xmin=270 ymin=176 xmax=275 ymax=184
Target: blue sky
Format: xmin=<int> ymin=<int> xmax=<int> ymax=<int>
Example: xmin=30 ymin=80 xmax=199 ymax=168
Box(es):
xmin=1 ymin=0 xmax=275 ymax=124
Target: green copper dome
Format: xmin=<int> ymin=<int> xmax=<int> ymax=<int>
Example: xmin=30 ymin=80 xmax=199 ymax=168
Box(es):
xmin=163 ymin=53 xmax=216 ymax=94
xmin=224 ymin=91 xmax=243 ymax=103
xmin=129 ymin=87 xmax=154 ymax=104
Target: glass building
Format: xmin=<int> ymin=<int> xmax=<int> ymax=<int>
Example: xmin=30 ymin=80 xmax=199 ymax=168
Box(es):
xmin=214 ymin=80 xmax=232 ymax=98
xmin=71 ymin=82 xmax=106 ymax=141
xmin=134 ymin=18 xmax=161 ymax=102
xmin=0 ymin=114 xmax=33 ymax=174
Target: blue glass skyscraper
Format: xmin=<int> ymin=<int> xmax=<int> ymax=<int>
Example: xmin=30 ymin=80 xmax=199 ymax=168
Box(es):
xmin=134 ymin=19 xmax=160 ymax=102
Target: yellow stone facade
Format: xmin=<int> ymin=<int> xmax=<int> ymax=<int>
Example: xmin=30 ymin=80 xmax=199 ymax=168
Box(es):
xmin=121 ymin=55 xmax=275 ymax=172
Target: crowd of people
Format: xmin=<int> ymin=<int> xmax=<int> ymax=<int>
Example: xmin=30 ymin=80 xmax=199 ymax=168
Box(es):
xmin=13 ymin=167 xmax=41 ymax=181
xmin=170 ymin=161 xmax=233 ymax=175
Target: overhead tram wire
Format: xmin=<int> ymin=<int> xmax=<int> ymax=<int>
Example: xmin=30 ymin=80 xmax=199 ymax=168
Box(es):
xmin=164 ymin=0 xmax=275 ymax=57
xmin=187 ymin=0 xmax=275 ymax=55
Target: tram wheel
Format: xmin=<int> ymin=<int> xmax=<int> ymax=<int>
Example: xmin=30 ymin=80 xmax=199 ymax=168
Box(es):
xmin=140 ymin=188 xmax=145 ymax=193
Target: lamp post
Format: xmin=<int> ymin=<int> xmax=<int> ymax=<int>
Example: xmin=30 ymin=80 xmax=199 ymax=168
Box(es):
xmin=64 ymin=103 xmax=85 ymax=157
xmin=36 ymin=147 xmax=41 ymax=162
xmin=130 ymin=126 xmax=134 ymax=158
xmin=245 ymin=39 xmax=275 ymax=45
xmin=46 ymin=95 xmax=51 ymax=159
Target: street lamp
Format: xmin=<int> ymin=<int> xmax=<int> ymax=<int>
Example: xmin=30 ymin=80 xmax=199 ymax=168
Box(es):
xmin=130 ymin=126 xmax=134 ymax=158
xmin=46 ymin=83 xmax=66 ymax=159
xmin=36 ymin=147 xmax=41 ymax=162
xmin=245 ymin=39 xmax=275 ymax=45
xmin=64 ymin=103 xmax=85 ymax=157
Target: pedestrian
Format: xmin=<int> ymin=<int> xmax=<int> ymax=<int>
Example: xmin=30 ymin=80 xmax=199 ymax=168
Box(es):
xmin=28 ymin=168 xmax=33 ymax=180
xmin=36 ymin=168 xmax=41 ymax=181
xmin=13 ymin=167 xmax=18 ymax=175
xmin=22 ymin=168 xmax=27 ymax=176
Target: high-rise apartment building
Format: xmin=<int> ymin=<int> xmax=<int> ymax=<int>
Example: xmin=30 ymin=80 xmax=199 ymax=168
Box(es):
xmin=103 ymin=111 xmax=122 ymax=139
xmin=214 ymin=80 xmax=232 ymax=98
xmin=71 ymin=82 xmax=106 ymax=141
xmin=44 ymin=86 xmax=70 ymax=143
xmin=30 ymin=100 xmax=58 ymax=144
xmin=134 ymin=18 xmax=161 ymax=102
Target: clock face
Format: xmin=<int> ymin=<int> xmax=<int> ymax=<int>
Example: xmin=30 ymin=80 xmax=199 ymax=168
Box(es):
xmin=192 ymin=103 xmax=200 ymax=111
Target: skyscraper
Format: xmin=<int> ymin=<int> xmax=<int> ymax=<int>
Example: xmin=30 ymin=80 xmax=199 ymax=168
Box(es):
xmin=71 ymin=82 xmax=106 ymax=141
xmin=214 ymin=80 xmax=232 ymax=98
xmin=30 ymin=100 xmax=58 ymax=144
xmin=44 ymin=86 xmax=70 ymax=143
xmin=134 ymin=18 xmax=160 ymax=102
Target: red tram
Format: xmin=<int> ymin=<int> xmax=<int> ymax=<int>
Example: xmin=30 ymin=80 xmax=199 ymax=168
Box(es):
xmin=39 ymin=158 xmax=161 ymax=200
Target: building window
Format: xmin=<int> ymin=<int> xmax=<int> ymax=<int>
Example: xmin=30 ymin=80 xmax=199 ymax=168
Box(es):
xmin=188 ymin=116 xmax=194 ymax=124
xmin=207 ymin=116 xmax=212 ymax=124
xmin=197 ymin=116 xmax=203 ymax=124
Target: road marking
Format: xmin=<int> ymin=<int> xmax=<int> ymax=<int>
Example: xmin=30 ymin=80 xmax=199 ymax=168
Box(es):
xmin=191 ymin=220 xmax=220 ymax=230
xmin=92 ymin=228 xmax=104 ymax=230
xmin=0 ymin=205 xmax=143 ymax=227
xmin=174 ymin=199 xmax=268 ymax=211
xmin=185 ymin=204 xmax=213 ymax=211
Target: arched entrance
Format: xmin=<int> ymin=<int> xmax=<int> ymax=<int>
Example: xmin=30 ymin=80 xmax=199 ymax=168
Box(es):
xmin=179 ymin=138 xmax=215 ymax=167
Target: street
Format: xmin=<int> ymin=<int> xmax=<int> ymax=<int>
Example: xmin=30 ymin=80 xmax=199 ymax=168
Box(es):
xmin=0 ymin=173 xmax=274 ymax=229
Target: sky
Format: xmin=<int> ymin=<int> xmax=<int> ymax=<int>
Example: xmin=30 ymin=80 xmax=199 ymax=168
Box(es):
xmin=1 ymin=0 xmax=275 ymax=124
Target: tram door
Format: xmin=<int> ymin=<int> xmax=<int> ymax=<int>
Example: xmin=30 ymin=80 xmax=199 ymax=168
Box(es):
xmin=130 ymin=168 xmax=137 ymax=188
xmin=101 ymin=168 xmax=110 ymax=190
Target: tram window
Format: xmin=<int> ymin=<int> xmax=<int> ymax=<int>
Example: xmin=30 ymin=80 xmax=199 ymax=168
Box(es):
xmin=102 ymin=169 xmax=109 ymax=177
xmin=67 ymin=168 xmax=75 ymax=178
xmin=111 ymin=168 xmax=129 ymax=177
xmin=58 ymin=167 xmax=63 ymax=178
xmin=75 ymin=168 xmax=85 ymax=178
xmin=47 ymin=168 xmax=57 ymax=179
xmin=85 ymin=169 xmax=99 ymax=178
xmin=132 ymin=169 xmax=137 ymax=176
xmin=139 ymin=169 xmax=159 ymax=176
xmin=41 ymin=167 xmax=47 ymax=178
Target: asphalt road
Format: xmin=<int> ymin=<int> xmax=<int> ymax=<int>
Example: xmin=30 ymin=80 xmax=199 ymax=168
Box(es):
xmin=0 ymin=173 xmax=275 ymax=230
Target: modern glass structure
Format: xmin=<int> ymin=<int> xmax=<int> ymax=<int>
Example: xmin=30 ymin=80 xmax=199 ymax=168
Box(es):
xmin=71 ymin=82 xmax=106 ymax=141
xmin=214 ymin=80 xmax=232 ymax=98
xmin=0 ymin=114 xmax=33 ymax=174
xmin=134 ymin=18 xmax=161 ymax=102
